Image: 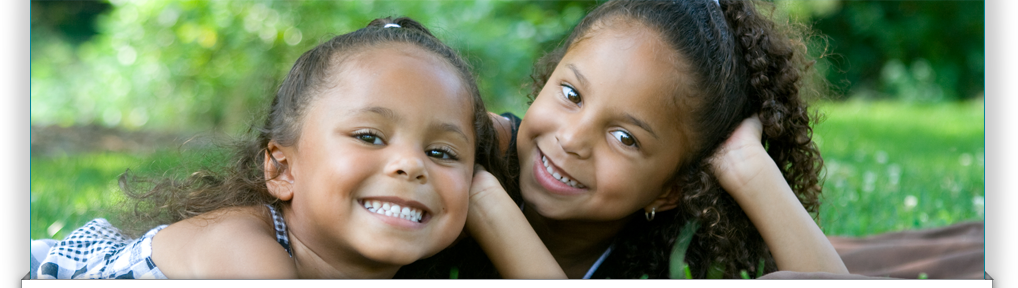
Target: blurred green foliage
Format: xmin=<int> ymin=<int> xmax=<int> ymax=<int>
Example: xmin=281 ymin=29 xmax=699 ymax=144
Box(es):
xmin=776 ymin=0 xmax=984 ymax=102
xmin=31 ymin=0 xmax=596 ymax=133
xmin=30 ymin=0 xmax=985 ymax=132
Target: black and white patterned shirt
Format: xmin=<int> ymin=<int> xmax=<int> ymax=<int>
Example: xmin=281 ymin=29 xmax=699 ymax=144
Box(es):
xmin=32 ymin=205 xmax=290 ymax=279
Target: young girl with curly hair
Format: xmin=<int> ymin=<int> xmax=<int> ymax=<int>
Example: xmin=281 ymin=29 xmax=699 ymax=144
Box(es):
xmin=399 ymin=0 xmax=848 ymax=279
xmin=30 ymin=17 xmax=560 ymax=279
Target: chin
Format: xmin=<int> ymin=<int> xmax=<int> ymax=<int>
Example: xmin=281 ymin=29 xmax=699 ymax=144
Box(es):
xmin=357 ymin=232 xmax=457 ymax=266
xmin=362 ymin=245 xmax=431 ymax=266
xmin=520 ymin=190 xmax=564 ymax=220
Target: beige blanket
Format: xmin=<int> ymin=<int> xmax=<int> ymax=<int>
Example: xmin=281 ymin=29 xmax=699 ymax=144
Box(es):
xmin=762 ymin=221 xmax=984 ymax=279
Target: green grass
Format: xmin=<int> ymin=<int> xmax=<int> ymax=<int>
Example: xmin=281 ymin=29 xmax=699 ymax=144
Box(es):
xmin=30 ymin=147 xmax=230 ymax=240
xmin=31 ymin=152 xmax=138 ymax=240
xmin=813 ymin=99 xmax=984 ymax=236
xmin=29 ymin=100 xmax=985 ymax=240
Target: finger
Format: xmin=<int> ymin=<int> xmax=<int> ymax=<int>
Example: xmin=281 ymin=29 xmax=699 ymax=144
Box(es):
xmin=745 ymin=114 xmax=763 ymax=132
xmin=731 ymin=114 xmax=763 ymax=142
xmin=470 ymin=165 xmax=495 ymax=190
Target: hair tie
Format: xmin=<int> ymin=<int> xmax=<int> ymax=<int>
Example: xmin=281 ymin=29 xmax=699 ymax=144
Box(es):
xmin=383 ymin=23 xmax=400 ymax=28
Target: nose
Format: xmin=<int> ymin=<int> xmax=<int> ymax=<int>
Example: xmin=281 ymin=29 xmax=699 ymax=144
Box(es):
xmin=386 ymin=147 xmax=428 ymax=184
xmin=556 ymin=114 xmax=593 ymax=159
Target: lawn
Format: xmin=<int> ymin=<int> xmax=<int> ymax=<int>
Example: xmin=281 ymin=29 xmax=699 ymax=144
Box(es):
xmin=29 ymin=99 xmax=985 ymax=240
xmin=813 ymin=99 xmax=984 ymax=236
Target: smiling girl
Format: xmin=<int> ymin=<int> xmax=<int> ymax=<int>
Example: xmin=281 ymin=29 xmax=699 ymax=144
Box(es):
xmin=30 ymin=17 xmax=557 ymax=279
xmin=400 ymin=0 xmax=848 ymax=279
xmin=513 ymin=0 xmax=846 ymax=278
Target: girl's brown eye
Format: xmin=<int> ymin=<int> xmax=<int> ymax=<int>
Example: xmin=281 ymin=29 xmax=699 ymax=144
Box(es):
xmin=610 ymin=130 xmax=637 ymax=147
xmin=353 ymin=130 xmax=384 ymax=145
xmin=426 ymin=148 xmax=459 ymax=161
xmin=562 ymin=85 xmax=581 ymax=104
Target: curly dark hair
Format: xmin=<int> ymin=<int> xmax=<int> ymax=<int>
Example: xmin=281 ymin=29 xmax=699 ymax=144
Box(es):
xmin=115 ymin=17 xmax=512 ymax=239
xmin=519 ymin=0 xmax=824 ymax=279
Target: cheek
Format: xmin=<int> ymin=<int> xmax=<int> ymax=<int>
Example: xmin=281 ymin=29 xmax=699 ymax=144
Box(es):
xmin=521 ymin=97 xmax=559 ymax=139
xmin=430 ymin=169 xmax=470 ymax=244
xmin=596 ymin=158 xmax=668 ymax=209
xmin=302 ymin=149 xmax=376 ymax=197
xmin=435 ymin=169 xmax=471 ymax=216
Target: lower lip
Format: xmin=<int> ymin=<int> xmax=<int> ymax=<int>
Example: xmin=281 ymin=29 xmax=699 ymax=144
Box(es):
xmin=532 ymin=150 xmax=588 ymax=196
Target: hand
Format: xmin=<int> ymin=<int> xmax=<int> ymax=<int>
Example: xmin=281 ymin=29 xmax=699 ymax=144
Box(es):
xmin=469 ymin=164 xmax=507 ymax=205
xmin=466 ymin=164 xmax=513 ymax=238
xmin=465 ymin=165 xmax=567 ymax=278
xmin=709 ymin=116 xmax=849 ymax=274
xmin=710 ymin=115 xmax=775 ymax=198
xmin=451 ymin=165 xmax=503 ymax=242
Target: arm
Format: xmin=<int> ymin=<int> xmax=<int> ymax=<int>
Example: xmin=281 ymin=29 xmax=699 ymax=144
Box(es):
xmin=711 ymin=116 xmax=848 ymax=274
xmin=466 ymin=165 xmax=567 ymax=279
xmin=151 ymin=206 xmax=298 ymax=279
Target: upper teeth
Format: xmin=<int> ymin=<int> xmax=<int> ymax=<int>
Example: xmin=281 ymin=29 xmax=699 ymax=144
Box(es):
xmin=364 ymin=200 xmax=424 ymax=223
xmin=542 ymin=156 xmax=586 ymax=188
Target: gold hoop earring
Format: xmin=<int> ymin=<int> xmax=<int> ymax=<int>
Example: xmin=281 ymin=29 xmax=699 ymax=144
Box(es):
xmin=645 ymin=207 xmax=656 ymax=222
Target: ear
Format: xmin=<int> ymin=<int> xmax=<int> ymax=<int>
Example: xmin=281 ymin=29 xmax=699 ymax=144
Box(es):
xmin=645 ymin=184 xmax=682 ymax=213
xmin=264 ymin=140 xmax=295 ymax=201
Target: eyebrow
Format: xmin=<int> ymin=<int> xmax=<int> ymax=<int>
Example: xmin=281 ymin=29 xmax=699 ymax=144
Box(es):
xmin=566 ymin=64 xmax=590 ymax=88
xmin=358 ymin=106 xmax=469 ymax=142
xmin=358 ymin=106 xmax=401 ymax=122
xmin=438 ymin=123 xmax=470 ymax=143
xmin=624 ymin=114 xmax=659 ymax=139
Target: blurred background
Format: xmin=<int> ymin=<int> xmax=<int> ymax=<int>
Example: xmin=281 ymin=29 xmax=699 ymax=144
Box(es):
xmin=31 ymin=0 xmax=983 ymax=242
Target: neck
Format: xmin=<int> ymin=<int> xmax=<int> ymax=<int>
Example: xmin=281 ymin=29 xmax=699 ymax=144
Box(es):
xmin=523 ymin=205 xmax=633 ymax=279
xmin=283 ymin=209 xmax=401 ymax=279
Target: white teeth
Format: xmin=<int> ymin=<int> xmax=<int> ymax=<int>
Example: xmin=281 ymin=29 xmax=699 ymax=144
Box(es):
xmin=365 ymin=201 xmax=377 ymax=212
xmin=364 ymin=200 xmax=424 ymax=222
xmin=542 ymin=155 xmax=586 ymax=189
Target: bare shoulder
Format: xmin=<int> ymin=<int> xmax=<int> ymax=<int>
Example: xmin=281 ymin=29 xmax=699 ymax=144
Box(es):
xmin=489 ymin=112 xmax=513 ymax=154
xmin=151 ymin=206 xmax=297 ymax=279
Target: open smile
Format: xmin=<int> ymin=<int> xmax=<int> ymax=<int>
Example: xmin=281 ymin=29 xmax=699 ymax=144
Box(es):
xmin=534 ymin=148 xmax=589 ymax=195
xmin=359 ymin=197 xmax=431 ymax=224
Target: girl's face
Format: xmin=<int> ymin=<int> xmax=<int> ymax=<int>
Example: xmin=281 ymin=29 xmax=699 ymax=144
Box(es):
xmin=277 ymin=46 xmax=475 ymax=266
xmin=517 ymin=21 xmax=696 ymax=221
